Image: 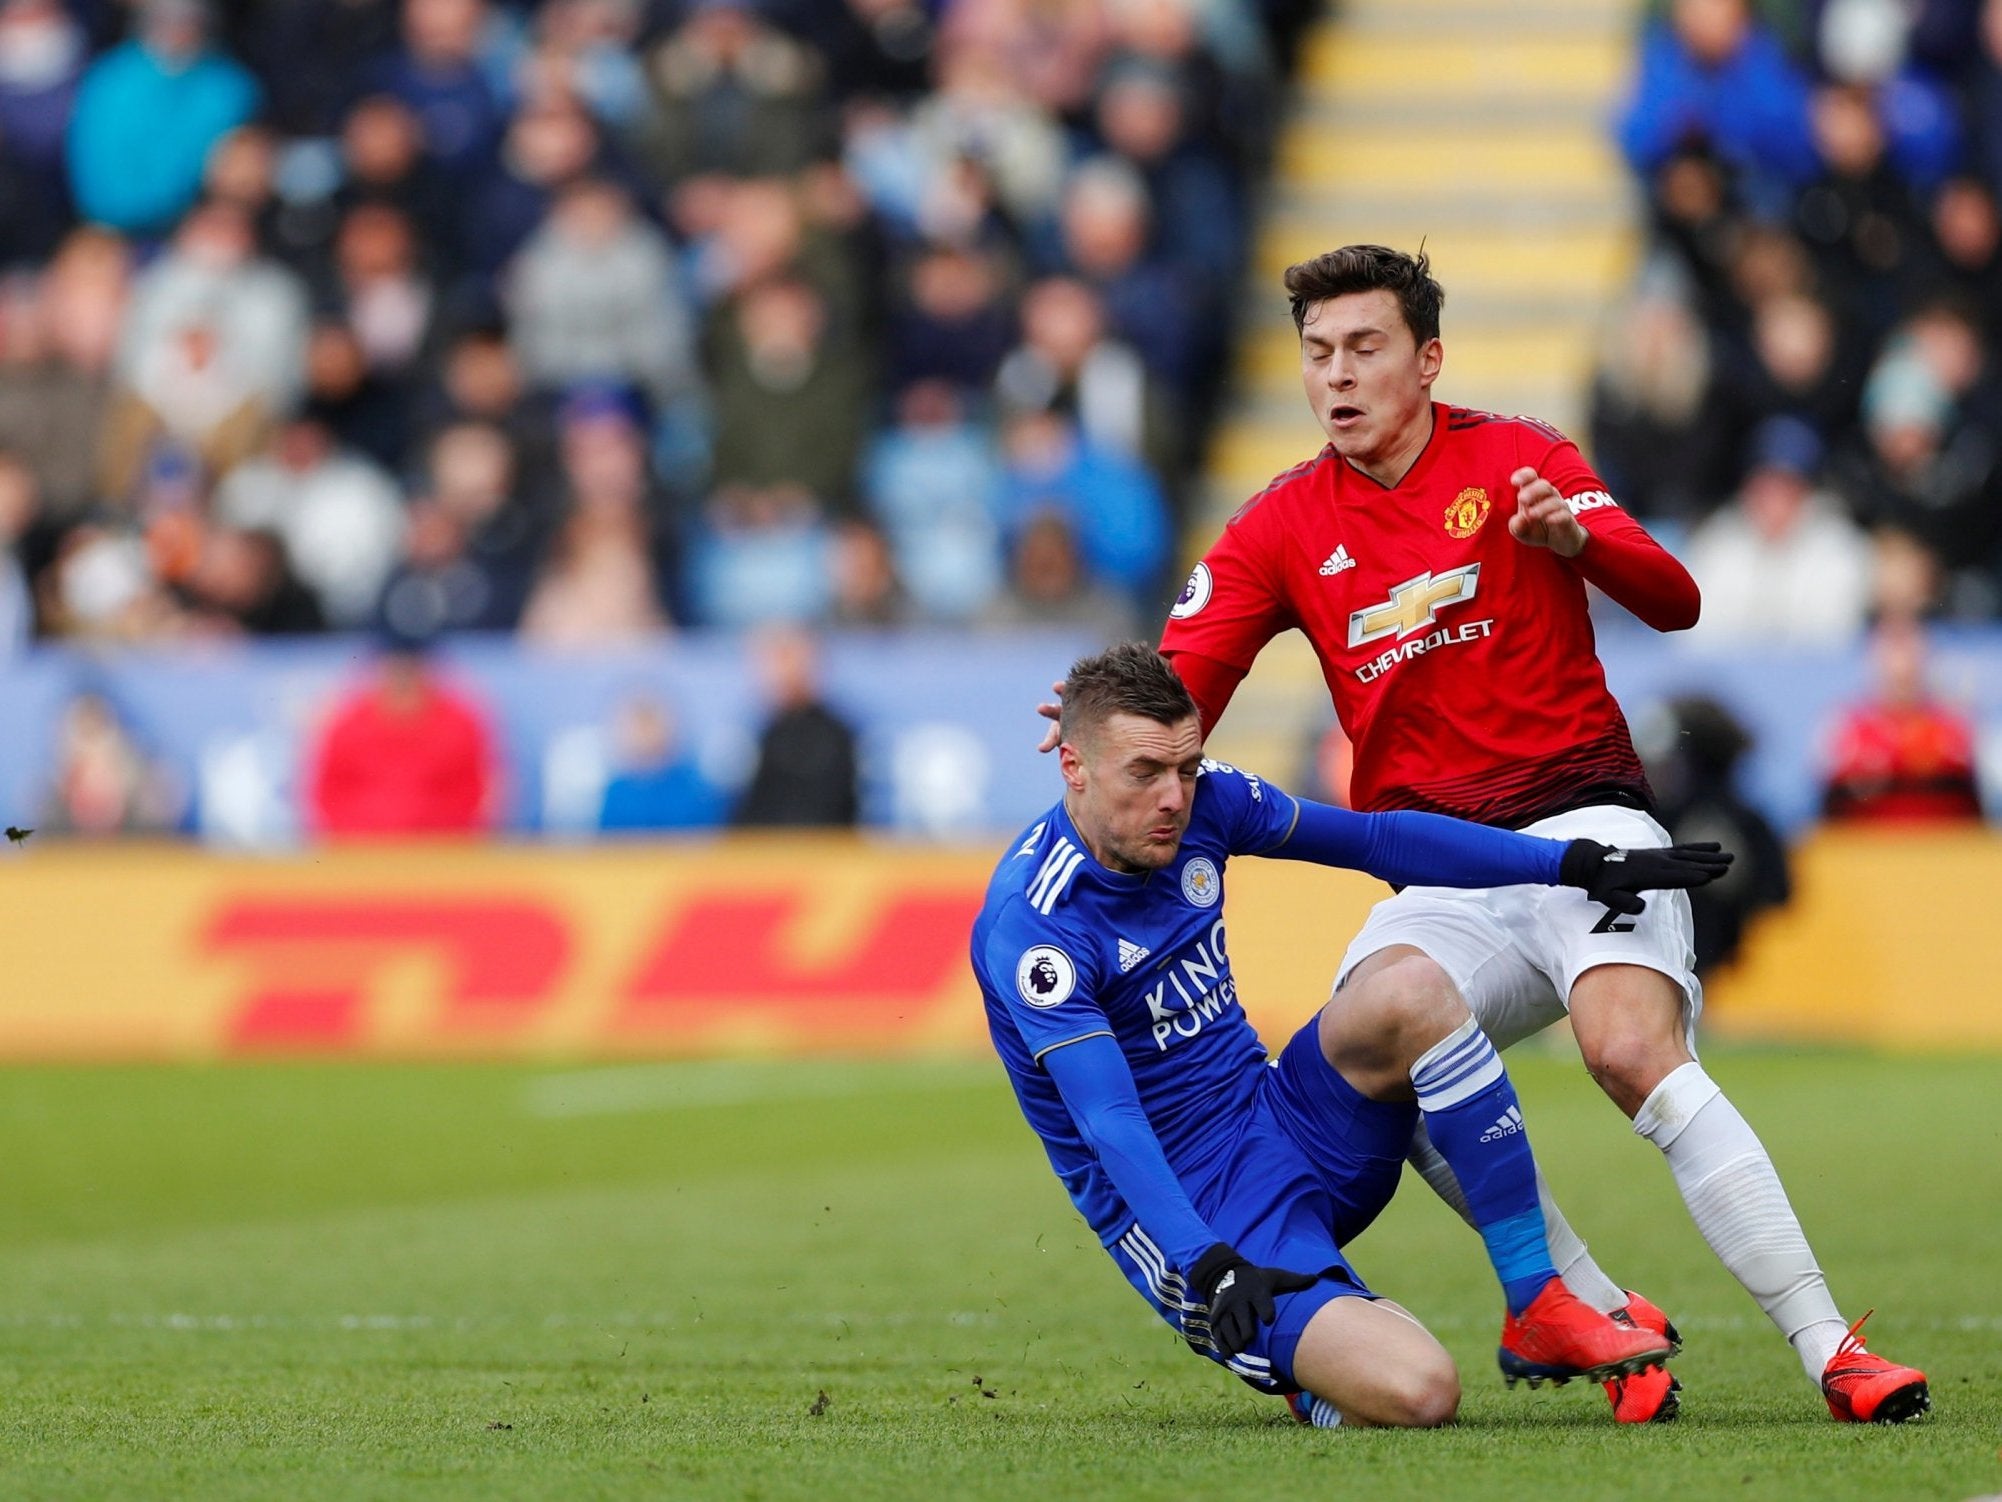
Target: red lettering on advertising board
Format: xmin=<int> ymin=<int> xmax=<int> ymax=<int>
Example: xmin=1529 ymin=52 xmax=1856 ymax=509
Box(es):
xmin=616 ymin=891 xmax=981 ymax=1039
xmin=204 ymin=899 xmax=571 ymax=1049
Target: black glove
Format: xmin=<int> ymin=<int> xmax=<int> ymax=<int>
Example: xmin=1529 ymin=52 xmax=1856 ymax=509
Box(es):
xmin=1189 ymin=1243 xmax=1318 ymax=1361
xmin=1559 ymin=839 xmax=1734 ymax=916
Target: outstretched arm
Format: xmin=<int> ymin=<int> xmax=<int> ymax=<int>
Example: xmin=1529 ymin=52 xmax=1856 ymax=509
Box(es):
xmin=1267 ymin=799 xmax=1565 ymax=888
xmin=1267 ymin=799 xmax=1731 ymax=910
xmin=1041 ymin=1033 xmax=1216 ymax=1271
xmin=1041 ymin=1034 xmax=1315 ymax=1355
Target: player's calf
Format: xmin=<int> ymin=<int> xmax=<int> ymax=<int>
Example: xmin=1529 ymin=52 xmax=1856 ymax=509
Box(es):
xmin=1349 ymin=1348 xmax=1460 ymax=1430
xmin=1289 ymin=1296 xmax=1460 ymax=1428
xmin=1331 ymin=966 xmax=1598 ymax=1321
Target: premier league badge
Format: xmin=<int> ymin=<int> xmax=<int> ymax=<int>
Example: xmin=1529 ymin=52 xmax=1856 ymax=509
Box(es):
xmin=1169 ymin=562 xmax=1212 ymax=619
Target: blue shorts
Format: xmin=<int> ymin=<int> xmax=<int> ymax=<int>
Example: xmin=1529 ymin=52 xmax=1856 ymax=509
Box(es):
xmin=1107 ymin=1015 xmax=1419 ymax=1392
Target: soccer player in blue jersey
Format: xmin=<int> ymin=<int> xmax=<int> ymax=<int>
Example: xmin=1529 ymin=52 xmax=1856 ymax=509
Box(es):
xmin=972 ymin=644 xmax=1733 ymax=1424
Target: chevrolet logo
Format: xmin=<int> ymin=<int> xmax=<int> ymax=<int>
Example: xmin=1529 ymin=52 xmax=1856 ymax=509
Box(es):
xmin=1347 ymin=564 xmax=1481 ymax=647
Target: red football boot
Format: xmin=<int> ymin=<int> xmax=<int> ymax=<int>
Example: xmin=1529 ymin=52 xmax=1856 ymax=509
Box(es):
xmin=1606 ymin=1365 xmax=1681 ymax=1423
xmin=1615 ymin=1290 xmax=1683 ymax=1354
xmin=1603 ymin=1291 xmax=1683 ymax=1423
xmin=1499 ymin=1277 xmax=1674 ymax=1388
xmin=1822 ymin=1311 xmax=1930 ymax=1424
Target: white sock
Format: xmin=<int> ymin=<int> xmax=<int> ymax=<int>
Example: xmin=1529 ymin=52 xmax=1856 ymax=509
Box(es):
xmin=1406 ymin=1122 xmax=1627 ymax=1314
xmin=1633 ymin=1062 xmax=1850 ymax=1379
xmin=1533 ymin=1167 xmax=1629 ymax=1315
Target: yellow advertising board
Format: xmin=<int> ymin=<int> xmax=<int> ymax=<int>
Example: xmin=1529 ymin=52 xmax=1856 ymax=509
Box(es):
xmin=0 ymin=829 xmax=1993 ymax=1059
xmin=1693 ymin=827 xmax=2002 ymax=1049
xmin=0 ymin=839 xmax=997 ymax=1059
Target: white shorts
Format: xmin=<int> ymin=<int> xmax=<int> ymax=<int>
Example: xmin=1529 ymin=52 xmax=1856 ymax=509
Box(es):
xmin=1333 ymin=805 xmax=1704 ymax=1054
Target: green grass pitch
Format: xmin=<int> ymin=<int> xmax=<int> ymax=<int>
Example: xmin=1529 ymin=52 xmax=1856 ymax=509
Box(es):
xmin=0 ymin=1047 xmax=1996 ymax=1501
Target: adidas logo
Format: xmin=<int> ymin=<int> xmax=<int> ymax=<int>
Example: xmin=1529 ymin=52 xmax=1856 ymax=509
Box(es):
xmin=1319 ymin=544 xmax=1356 ymax=576
xmin=1480 ymin=1105 xmax=1524 ymax=1143
xmin=1116 ymin=938 xmax=1152 ymax=973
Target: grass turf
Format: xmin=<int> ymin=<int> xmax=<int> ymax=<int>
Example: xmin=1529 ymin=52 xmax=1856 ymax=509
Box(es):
xmin=0 ymin=1047 xmax=1995 ymax=1501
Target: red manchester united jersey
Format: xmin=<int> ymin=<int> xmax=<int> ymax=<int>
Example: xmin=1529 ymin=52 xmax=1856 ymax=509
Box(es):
xmin=1161 ymin=404 xmax=1694 ymax=827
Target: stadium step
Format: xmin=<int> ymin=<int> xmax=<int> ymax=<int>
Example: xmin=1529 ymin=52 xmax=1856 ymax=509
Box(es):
xmin=1325 ymin=0 xmax=1631 ymax=37
xmin=1276 ymin=121 xmax=1624 ymax=196
xmin=1295 ymin=30 xmax=1627 ymax=118
xmin=1265 ymin=184 xmax=1634 ymax=230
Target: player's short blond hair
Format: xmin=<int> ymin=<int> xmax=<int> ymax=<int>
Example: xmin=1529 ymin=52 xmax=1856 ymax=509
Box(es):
xmin=1286 ymin=244 xmax=1445 ymax=346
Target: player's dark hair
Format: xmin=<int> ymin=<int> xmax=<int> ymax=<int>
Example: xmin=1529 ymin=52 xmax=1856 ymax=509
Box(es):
xmin=1285 ymin=244 xmax=1445 ymax=346
xmin=1060 ymin=642 xmax=1197 ymax=747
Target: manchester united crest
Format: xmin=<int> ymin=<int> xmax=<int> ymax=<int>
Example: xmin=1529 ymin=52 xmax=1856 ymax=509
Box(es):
xmin=1444 ymin=487 xmax=1490 ymax=539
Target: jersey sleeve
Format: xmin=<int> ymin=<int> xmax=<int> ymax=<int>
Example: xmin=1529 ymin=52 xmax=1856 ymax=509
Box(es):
xmin=1267 ymin=799 xmax=1566 ymax=888
xmin=1158 ymin=501 xmax=1294 ymax=671
xmin=1515 ymin=423 xmax=1608 ymax=501
xmin=1161 ymin=650 xmax=1247 ymax=738
xmin=1198 ymin=759 xmax=1302 ymax=857
xmin=1515 ymin=425 xmax=1701 ymax=632
xmin=980 ymin=904 xmax=1114 ymax=1061
xmin=1040 ymin=1033 xmax=1219 ymax=1272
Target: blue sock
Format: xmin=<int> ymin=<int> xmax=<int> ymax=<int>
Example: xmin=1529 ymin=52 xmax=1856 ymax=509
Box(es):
xmin=1409 ymin=1018 xmax=1556 ymax=1315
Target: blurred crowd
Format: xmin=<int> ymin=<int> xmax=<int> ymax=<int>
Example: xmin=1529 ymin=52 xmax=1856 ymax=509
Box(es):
xmin=13 ymin=0 xmax=2002 ymax=852
xmin=38 ymin=623 xmax=866 ymax=837
xmin=0 ymin=0 xmax=1316 ymax=654
xmin=1601 ymin=0 xmax=2002 ymax=638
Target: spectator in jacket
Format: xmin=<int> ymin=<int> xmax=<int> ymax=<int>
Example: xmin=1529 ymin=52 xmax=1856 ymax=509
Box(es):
xmin=65 ymin=0 xmax=259 ymax=236
xmin=1617 ymin=0 xmax=1818 ymax=206
xmin=306 ymin=634 xmax=499 ymax=836
xmin=1822 ymin=615 xmax=1983 ymax=822
xmin=732 ymin=625 xmax=858 ymax=828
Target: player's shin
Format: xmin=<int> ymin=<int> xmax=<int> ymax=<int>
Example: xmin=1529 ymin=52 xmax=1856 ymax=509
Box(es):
xmin=1408 ymin=1018 xmax=1555 ymax=1314
xmin=1633 ymin=1063 xmax=1849 ymax=1378
xmin=1407 ymin=1122 xmax=1629 ymax=1315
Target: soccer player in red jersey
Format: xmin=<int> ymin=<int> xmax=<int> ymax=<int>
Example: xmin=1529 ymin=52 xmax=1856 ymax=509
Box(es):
xmin=1074 ymin=245 xmax=1926 ymax=1425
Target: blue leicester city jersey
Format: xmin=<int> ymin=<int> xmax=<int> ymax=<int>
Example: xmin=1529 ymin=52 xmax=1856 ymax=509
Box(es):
xmin=970 ymin=760 xmax=1301 ymax=1250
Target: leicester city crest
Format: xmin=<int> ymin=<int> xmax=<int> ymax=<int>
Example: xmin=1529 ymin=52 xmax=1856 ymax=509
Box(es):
xmin=1180 ymin=857 xmax=1220 ymax=908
